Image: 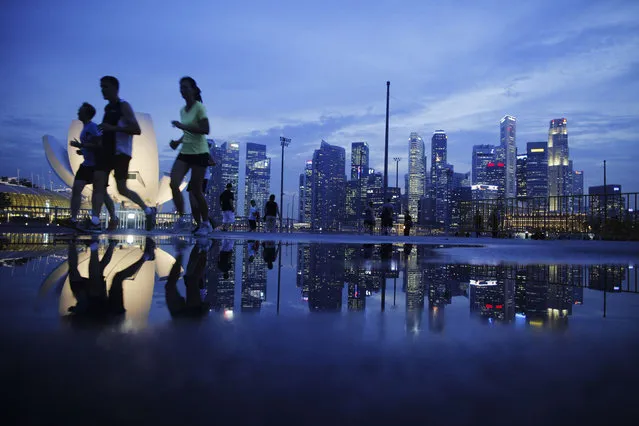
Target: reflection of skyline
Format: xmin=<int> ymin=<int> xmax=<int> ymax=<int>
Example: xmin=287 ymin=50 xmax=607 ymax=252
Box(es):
xmin=241 ymin=240 xmax=266 ymax=312
xmin=24 ymin=240 xmax=638 ymax=331
xmin=205 ymin=239 xmax=236 ymax=314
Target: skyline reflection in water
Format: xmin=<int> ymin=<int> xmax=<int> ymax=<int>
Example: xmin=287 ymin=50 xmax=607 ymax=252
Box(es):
xmin=1 ymin=236 xmax=637 ymax=334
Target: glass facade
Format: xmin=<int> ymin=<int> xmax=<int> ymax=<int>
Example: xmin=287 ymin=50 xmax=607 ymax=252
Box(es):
xmin=500 ymin=115 xmax=517 ymax=199
xmin=311 ymin=141 xmax=346 ymax=231
xmin=548 ymin=118 xmax=569 ymax=210
xmin=526 ymin=141 xmax=548 ymax=199
xmin=408 ymin=132 xmax=425 ymax=221
xmin=244 ymin=143 xmax=271 ymax=216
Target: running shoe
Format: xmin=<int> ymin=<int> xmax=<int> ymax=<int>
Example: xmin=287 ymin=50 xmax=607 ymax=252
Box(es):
xmin=194 ymin=222 xmax=212 ymax=237
xmin=172 ymin=216 xmax=191 ymax=234
xmin=107 ymin=217 xmax=120 ymax=231
xmin=82 ymin=220 xmax=102 ymax=234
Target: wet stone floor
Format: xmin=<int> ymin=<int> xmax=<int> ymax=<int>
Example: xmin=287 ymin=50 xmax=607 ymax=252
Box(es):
xmin=1 ymin=233 xmax=639 ymax=425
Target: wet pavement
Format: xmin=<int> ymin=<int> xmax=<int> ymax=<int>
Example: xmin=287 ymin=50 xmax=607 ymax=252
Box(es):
xmin=1 ymin=233 xmax=639 ymax=425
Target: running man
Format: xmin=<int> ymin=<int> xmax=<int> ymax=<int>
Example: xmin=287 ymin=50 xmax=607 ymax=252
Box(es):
xmin=67 ymin=102 xmax=118 ymax=231
xmin=219 ymin=183 xmax=235 ymax=232
xmin=88 ymin=76 xmax=156 ymax=233
xmin=169 ymin=77 xmax=212 ymax=236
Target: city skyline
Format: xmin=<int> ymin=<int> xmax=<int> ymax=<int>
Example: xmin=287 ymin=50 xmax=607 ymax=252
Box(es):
xmin=1 ymin=0 xmax=638 ymax=199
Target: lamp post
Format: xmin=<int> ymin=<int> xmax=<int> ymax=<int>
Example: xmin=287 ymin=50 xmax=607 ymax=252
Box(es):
xmin=279 ymin=136 xmax=291 ymax=232
xmin=393 ymin=157 xmax=401 ymax=219
xmin=383 ymin=81 xmax=390 ymax=201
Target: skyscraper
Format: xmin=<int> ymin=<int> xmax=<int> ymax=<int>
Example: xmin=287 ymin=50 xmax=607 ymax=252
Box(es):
xmin=573 ymin=170 xmax=584 ymax=196
xmin=311 ymin=140 xmax=346 ymax=231
xmin=298 ymin=160 xmax=313 ymax=223
xmin=516 ymin=154 xmax=527 ymax=198
xmin=408 ymin=132 xmax=425 ymax=221
xmin=431 ymin=130 xmax=449 ymax=228
xmin=471 ymin=144 xmax=496 ymax=185
xmin=526 ymin=141 xmax=548 ymax=199
xmin=485 ymin=160 xmax=506 ymax=198
xmin=350 ymin=142 xmax=369 ymax=180
xmin=547 ymin=118 xmax=570 ymax=209
xmin=207 ymin=140 xmax=239 ymax=220
xmin=244 ymin=143 xmax=271 ymax=216
xmin=349 ymin=142 xmax=369 ymax=224
xmin=500 ymin=115 xmax=517 ymax=199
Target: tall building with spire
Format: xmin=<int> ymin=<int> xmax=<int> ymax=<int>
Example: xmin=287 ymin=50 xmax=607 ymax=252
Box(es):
xmin=407 ymin=132 xmax=425 ymax=221
xmin=547 ymin=118 xmax=570 ymax=210
xmin=244 ymin=143 xmax=271 ymax=216
xmin=500 ymin=115 xmax=517 ymax=199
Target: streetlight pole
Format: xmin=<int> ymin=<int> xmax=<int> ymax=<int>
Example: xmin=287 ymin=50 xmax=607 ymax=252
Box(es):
xmin=279 ymin=137 xmax=291 ymax=232
xmin=383 ymin=81 xmax=390 ymax=201
xmin=292 ymin=193 xmax=296 ymax=227
xmin=393 ymin=157 xmax=401 ymax=190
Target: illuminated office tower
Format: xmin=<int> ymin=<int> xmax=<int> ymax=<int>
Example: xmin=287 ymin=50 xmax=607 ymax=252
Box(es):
xmin=500 ymin=115 xmax=517 ymax=198
xmin=547 ymin=118 xmax=570 ymax=210
xmin=408 ymin=132 xmax=426 ymax=220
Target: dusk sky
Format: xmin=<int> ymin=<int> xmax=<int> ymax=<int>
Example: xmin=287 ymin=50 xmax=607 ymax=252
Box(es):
xmin=1 ymin=0 xmax=638 ymax=211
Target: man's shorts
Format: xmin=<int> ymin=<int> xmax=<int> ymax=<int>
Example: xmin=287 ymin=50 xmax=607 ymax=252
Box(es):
xmin=74 ymin=164 xmax=95 ymax=184
xmin=222 ymin=211 xmax=235 ymax=224
xmin=95 ymin=154 xmax=131 ymax=181
xmin=187 ymin=179 xmax=208 ymax=193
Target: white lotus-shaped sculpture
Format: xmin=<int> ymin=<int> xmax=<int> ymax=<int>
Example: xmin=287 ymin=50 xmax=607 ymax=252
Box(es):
xmin=43 ymin=112 xmax=182 ymax=208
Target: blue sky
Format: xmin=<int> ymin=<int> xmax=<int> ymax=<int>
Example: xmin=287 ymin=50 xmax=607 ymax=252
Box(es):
xmin=1 ymin=0 xmax=638 ymax=208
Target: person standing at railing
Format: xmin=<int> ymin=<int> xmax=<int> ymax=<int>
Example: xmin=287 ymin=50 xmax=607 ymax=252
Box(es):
xmin=248 ymin=199 xmax=259 ymax=232
xmin=169 ymin=77 xmax=213 ymax=237
xmin=403 ymin=210 xmax=413 ymax=236
xmin=380 ymin=198 xmax=394 ymax=236
xmin=219 ymin=183 xmax=235 ymax=232
xmin=264 ymin=194 xmax=280 ymax=233
xmin=363 ymin=202 xmax=375 ymax=235
xmin=67 ymin=102 xmax=118 ymax=231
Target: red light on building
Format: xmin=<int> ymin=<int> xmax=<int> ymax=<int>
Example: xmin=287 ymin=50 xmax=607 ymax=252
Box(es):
xmin=485 ymin=304 xmax=493 ymax=309
xmin=496 ymin=304 xmax=503 ymax=309
xmin=497 ymin=162 xmax=505 ymax=167
xmin=487 ymin=162 xmax=495 ymax=167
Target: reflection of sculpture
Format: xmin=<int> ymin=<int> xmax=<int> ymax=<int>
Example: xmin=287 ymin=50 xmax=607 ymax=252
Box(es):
xmin=40 ymin=239 xmax=178 ymax=330
xmin=42 ymin=113 xmax=185 ymax=208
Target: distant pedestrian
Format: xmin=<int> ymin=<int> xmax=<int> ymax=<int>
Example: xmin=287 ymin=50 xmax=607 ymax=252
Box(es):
xmin=264 ymin=194 xmax=280 ymax=232
xmin=169 ymin=76 xmax=212 ymax=237
xmin=380 ymin=198 xmax=394 ymax=236
xmin=363 ymin=202 xmax=375 ymax=235
xmin=474 ymin=210 xmax=483 ymax=238
xmin=88 ymin=76 xmax=156 ymax=233
xmin=403 ymin=210 xmax=413 ymax=236
xmin=220 ymin=183 xmax=235 ymax=231
xmin=248 ymin=199 xmax=259 ymax=232
xmin=67 ymin=102 xmax=118 ymax=231
xmin=262 ymin=240 xmax=279 ymax=269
